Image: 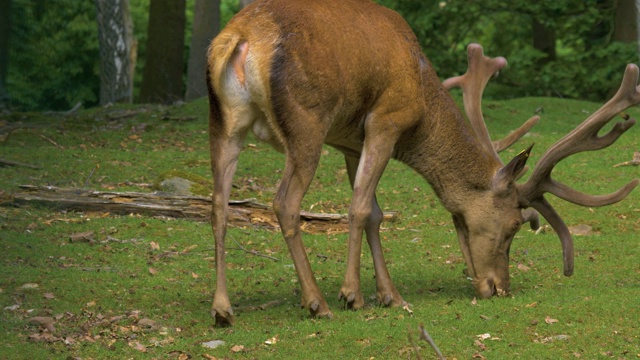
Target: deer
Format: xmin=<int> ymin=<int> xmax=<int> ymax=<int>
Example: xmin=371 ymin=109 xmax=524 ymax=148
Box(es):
xmin=206 ymin=0 xmax=639 ymax=326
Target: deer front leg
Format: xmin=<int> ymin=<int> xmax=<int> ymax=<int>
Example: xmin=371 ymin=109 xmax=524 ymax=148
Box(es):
xmin=210 ymin=136 xmax=244 ymax=327
xmin=343 ymin=155 xmax=405 ymax=308
xmin=273 ymin=149 xmax=333 ymax=319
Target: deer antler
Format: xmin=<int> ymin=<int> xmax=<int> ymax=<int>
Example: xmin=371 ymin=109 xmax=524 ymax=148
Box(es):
xmin=444 ymin=44 xmax=540 ymax=155
xmin=518 ymin=64 xmax=640 ymax=276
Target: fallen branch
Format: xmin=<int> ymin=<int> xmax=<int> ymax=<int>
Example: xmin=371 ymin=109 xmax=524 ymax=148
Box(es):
xmin=39 ymin=134 xmax=64 ymax=149
xmin=230 ymin=236 xmax=280 ymax=261
xmin=0 ymin=158 xmax=40 ymax=169
xmin=235 ymin=299 xmax=286 ymax=313
xmin=9 ymin=185 xmax=398 ymax=233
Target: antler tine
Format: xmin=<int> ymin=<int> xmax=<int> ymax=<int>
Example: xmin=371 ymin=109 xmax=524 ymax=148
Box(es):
xmin=530 ymin=197 xmax=574 ymax=276
xmin=518 ymin=64 xmax=640 ymax=278
xmin=493 ymin=115 xmax=540 ymax=152
xmin=443 ymin=44 xmax=506 ymax=159
xmin=519 ymin=64 xmax=640 ymax=204
xmin=443 ymin=44 xmax=539 ymax=155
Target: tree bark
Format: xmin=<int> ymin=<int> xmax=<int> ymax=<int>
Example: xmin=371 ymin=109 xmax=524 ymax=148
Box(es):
xmin=10 ymin=185 xmax=398 ymax=232
xmin=0 ymin=0 xmax=11 ymax=108
xmin=614 ymin=0 xmax=637 ymax=43
xmin=532 ymin=19 xmax=556 ymax=64
xmin=139 ymin=0 xmax=186 ymax=104
xmin=185 ymin=0 xmax=220 ymax=101
xmin=95 ymin=0 xmax=134 ymax=105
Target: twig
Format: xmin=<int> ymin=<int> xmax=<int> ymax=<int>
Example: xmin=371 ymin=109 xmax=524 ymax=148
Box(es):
xmin=0 ymin=158 xmax=40 ymax=169
xmin=230 ymin=236 xmax=280 ymax=261
xmin=235 ymin=299 xmax=286 ymax=312
xmin=84 ymin=164 xmax=98 ymax=187
xmin=408 ymin=326 xmax=423 ymax=360
xmin=64 ymin=102 xmax=82 ymax=115
xmin=40 ymin=134 xmax=64 ymax=149
xmin=418 ymin=324 xmax=446 ymax=360
xmin=613 ymin=151 xmax=640 ymax=168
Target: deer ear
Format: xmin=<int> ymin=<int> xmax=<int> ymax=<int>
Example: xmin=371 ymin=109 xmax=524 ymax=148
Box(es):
xmin=493 ymin=144 xmax=534 ymax=194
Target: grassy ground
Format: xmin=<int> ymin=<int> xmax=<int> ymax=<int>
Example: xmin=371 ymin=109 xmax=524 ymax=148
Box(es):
xmin=1 ymin=93 xmax=639 ymax=359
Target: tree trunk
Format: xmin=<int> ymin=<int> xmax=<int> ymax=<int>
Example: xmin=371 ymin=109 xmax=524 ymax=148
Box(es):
xmin=532 ymin=19 xmax=556 ymax=64
xmin=0 ymin=0 xmax=11 ymax=108
xmin=185 ymin=0 xmax=220 ymax=101
xmin=614 ymin=0 xmax=637 ymax=43
xmin=139 ymin=0 xmax=186 ymax=104
xmin=637 ymin=0 xmax=640 ymax=62
xmin=95 ymin=0 xmax=134 ymax=105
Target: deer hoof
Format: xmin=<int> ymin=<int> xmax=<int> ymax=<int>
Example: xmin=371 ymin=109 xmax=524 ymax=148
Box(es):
xmin=338 ymin=290 xmax=364 ymax=310
xmin=307 ymin=299 xmax=333 ymax=319
xmin=211 ymin=306 xmax=234 ymax=327
xmin=378 ymin=289 xmax=405 ymax=307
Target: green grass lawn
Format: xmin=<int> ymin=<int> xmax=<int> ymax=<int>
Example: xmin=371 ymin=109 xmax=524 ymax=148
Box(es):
xmin=1 ymin=94 xmax=639 ymax=359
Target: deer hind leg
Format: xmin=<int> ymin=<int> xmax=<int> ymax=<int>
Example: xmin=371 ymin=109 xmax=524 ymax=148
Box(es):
xmin=341 ymin=155 xmax=406 ymax=309
xmin=210 ymin=106 xmax=253 ymax=327
xmin=273 ymin=134 xmax=332 ymax=319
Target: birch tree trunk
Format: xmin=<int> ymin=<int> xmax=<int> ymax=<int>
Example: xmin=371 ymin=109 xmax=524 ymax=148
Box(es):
xmin=95 ymin=0 xmax=134 ymax=105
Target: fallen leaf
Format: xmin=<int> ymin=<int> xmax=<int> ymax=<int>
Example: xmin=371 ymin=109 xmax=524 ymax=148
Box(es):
xmin=201 ymin=340 xmax=225 ymax=349
xmin=43 ymin=293 xmax=55 ymax=299
xmin=471 ymin=297 xmax=478 ymax=306
xmin=402 ymin=303 xmax=413 ymax=315
xmin=150 ymin=241 xmax=160 ymax=251
xmin=4 ymin=304 xmax=20 ymax=311
xmin=29 ymin=316 xmax=56 ymax=332
xmin=128 ymin=340 xmax=147 ymax=352
xmin=191 ymin=272 xmax=199 ymax=279
xmin=149 ymin=267 xmax=158 ymax=275
xmin=202 ymin=355 xmax=218 ymax=360
xmin=69 ymin=231 xmax=95 ymax=243
xmin=568 ymin=224 xmax=593 ymax=236
xmin=137 ymin=318 xmax=158 ymax=329
xmin=477 ymin=333 xmax=491 ymax=340
xmin=474 ymin=339 xmax=487 ymax=351
xmin=21 ymin=283 xmax=39 ymax=289
xmin=525 ymin=302 xmax=538 ymax=308
xmin=86 ymin=301 xmax=96 ymax=307
xmin=265 ymin=335 xmax=279 ymax=345
xmin=545 ymin=316 xmax=559 ymax=324
xmin=517 ymin=263 xmax=530 ymax=272
xmin=230 ymin=345 xmax=244 ymax=353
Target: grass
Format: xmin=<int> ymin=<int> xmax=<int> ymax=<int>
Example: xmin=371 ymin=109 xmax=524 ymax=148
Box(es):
xmin=1 ymin=92 xmax=639 ymax=359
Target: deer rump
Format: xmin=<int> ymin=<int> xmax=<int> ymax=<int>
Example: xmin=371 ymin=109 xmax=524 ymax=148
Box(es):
xmin=206 ymin=0 xmax=639 ymax=327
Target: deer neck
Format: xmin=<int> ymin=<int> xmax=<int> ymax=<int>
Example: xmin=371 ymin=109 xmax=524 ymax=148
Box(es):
xmin=395 ymin=92 xmax=502 ymax=213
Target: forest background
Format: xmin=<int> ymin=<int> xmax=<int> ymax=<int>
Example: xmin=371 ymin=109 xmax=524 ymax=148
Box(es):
xmin=0 ymin=0 xmax=639 ymax=112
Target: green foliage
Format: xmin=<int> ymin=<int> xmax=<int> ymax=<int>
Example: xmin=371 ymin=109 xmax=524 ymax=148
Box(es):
xmin=4 ymin=0 xmax=639 ymax=110
xmin=8 ymin=0 xmax=100 ymax=111
xmin=378 ymin=0 xmax=637 ymax=101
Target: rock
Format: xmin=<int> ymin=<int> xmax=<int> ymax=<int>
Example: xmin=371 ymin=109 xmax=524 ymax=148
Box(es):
xmin=159 ymin=177 xmax=195 ymax=196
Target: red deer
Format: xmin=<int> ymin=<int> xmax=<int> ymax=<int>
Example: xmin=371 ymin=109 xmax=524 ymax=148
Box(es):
xmin=206 ymin=0 xmax=639 ymax=326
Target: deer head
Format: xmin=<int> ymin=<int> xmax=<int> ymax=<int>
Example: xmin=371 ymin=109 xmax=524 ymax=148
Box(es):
xmin=206 ymin=0 xmax=638 ymax=325
xmin=444 ymin=44 xmax=639 ymax=297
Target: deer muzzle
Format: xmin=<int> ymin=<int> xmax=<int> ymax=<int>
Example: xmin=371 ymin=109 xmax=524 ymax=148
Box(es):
xmin=474 ymin=274 xmax=510 ymax=299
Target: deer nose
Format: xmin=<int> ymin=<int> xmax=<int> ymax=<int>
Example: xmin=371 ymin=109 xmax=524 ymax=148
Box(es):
xmin=477 ymin=278 xmax=496 ymax=298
